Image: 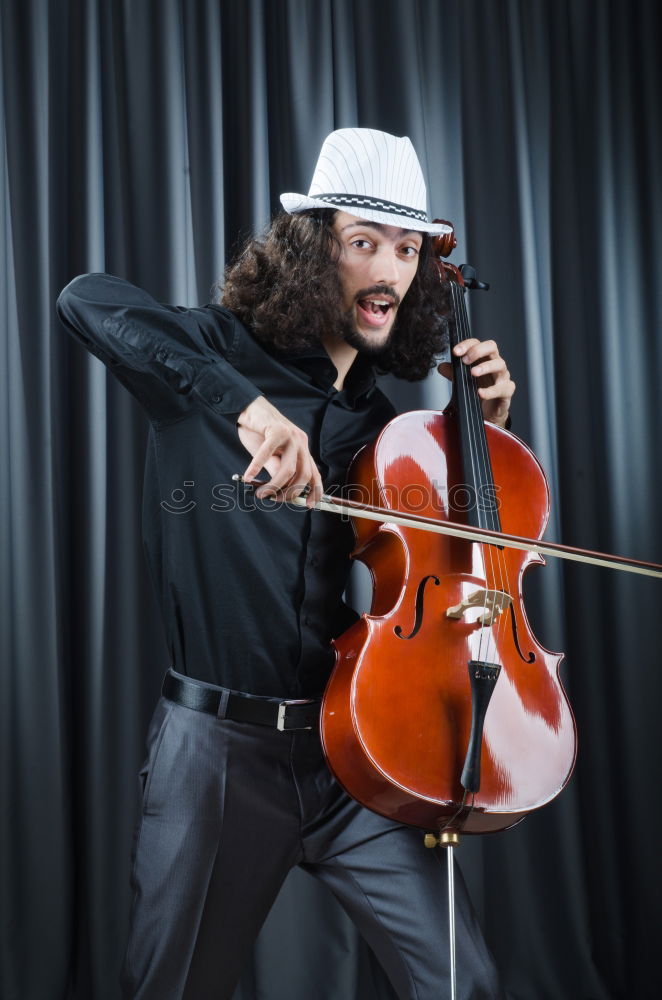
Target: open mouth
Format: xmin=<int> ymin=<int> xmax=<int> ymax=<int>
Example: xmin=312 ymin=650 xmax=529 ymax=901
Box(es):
xmin=356 ymin=297 xmax=394 ymax=328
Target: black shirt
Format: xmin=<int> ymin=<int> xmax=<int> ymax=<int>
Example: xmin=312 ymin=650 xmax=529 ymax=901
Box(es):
xmin=57 ymin=274 xmax=395 ymax=697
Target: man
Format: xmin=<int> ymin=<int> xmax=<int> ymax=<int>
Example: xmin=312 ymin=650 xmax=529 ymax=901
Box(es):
xmin=57 ymin=128 xmax=514 ymax=999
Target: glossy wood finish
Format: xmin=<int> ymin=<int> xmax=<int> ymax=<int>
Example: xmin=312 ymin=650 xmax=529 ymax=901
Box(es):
xmin=321 ymin=411 xmax=577 ymax=834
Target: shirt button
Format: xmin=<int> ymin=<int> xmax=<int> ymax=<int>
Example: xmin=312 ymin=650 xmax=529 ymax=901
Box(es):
xmin=303 ymin=614 xmax=311 ymax=626
xmin=309 ymin=553 xmax=319 ymax=567
xmin=156 ymin=348 xmax=168 ymax=361
xmin=211 ymin=392 xmax=223 ymax=404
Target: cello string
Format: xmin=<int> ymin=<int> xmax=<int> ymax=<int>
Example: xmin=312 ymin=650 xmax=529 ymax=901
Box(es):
xmin=451 ymin=286 xmax=481 ymax=658
xmin=461 ymin=289 xmax=509 ymax=659
xmin=465 ymin=286 xmax=508 ymax=663
xmin=452 ymin=285 xmax=489 ymax=660
xmin=456 ymin=282 xmax=510 ymax=660
xmin=461 ymin=293 xmax=490 ymax=661
xmin=453 ymin=283 xmax=503 ymax=663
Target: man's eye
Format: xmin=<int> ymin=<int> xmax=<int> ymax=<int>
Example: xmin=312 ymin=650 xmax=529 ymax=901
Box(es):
xmin=401 ymin=246 xmax=419 ymax=257
xmin=350 ymin=239 xmax=371 ymax=249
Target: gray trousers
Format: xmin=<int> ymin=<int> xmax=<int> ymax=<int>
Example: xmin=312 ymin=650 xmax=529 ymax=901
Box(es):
xmin=121 ymin=674 xmax=501 ymax=1000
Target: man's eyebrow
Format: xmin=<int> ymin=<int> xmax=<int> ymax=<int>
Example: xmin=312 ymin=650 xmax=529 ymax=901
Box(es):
xmin=339 ymin=220 xmax=421 ymax=239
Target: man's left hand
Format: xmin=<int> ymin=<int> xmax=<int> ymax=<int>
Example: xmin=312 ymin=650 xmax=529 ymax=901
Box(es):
xmin=437 ymin=338 xmax=515 ymax=428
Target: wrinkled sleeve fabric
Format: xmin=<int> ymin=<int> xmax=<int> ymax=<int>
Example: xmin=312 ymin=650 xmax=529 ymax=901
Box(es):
xmin=56 ymin=273 xmax=262 ymax=423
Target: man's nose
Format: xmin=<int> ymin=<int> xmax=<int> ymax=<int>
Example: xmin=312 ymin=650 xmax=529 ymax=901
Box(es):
xmin=370 ymin=247 xmax=400 ymax=286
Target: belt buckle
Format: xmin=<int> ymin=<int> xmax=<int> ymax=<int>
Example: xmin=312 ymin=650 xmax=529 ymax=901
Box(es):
xmin=277 ymin=699 xmax=314 ymax=732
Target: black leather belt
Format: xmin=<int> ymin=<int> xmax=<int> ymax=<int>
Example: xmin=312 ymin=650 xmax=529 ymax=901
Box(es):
xmin=162 ymin=671 xmax=320 ymax=732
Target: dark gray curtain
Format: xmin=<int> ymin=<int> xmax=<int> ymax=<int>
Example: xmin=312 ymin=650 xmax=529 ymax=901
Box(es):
xmin=2 ymin=1 xmax=660 ymax=998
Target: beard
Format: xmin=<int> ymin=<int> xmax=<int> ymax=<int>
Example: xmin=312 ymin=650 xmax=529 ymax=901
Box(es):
xmin=342 ymin=317 xmax=396 ymax=357
xmin=339 ymin=284 xmax=401 ymax=358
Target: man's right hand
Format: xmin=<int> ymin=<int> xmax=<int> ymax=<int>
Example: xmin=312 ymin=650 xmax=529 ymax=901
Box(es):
xmin=237 ymin=396 xmax=323 ymax=507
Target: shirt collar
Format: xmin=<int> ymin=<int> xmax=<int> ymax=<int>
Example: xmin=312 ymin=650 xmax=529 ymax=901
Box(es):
xmin=278 ymin=344 xmax=376 ymax=406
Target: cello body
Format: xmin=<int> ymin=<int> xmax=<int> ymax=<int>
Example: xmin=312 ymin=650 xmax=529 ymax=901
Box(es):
xmin=320 ymin=409 xmax=577 ymax=834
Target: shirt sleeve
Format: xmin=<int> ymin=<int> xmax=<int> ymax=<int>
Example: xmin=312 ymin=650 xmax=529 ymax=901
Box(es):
xmin=56 ymin=273 xmax=262 ymax=423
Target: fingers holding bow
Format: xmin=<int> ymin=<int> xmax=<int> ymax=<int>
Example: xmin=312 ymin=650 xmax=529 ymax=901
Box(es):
xmin=238 ymin=396 xmax=323 ymax=507
xmin=437 ymin=338 xmax=515 ymax=428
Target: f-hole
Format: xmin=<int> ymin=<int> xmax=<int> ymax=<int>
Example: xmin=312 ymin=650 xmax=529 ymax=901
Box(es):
xmin=509 ymin=604 xmax=536 ymax=663
xmin=394 ymin=575 xmax=441 ymax=640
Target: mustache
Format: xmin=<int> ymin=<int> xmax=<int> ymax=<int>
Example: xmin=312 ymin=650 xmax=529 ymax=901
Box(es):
xmin=353 ymin=285 xmax=401 ymax=308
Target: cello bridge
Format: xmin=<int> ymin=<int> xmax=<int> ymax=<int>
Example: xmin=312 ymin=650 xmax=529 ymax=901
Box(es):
xmin=446 ymin=589 xmax=511 ymax=626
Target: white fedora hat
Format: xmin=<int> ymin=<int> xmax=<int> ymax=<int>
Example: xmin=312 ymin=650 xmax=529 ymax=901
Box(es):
xmin=280 ymin=128 xmax=451 ymax=235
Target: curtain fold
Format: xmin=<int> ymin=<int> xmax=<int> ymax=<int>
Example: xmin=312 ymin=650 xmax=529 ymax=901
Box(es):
xmin=2 ymin=1 xmax=660 ymax=998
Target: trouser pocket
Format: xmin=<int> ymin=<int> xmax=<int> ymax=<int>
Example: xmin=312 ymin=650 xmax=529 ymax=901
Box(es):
xmin=138 ymin=697 xmax=174 ymax=810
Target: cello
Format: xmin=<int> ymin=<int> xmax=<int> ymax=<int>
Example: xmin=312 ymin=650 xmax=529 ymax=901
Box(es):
xmin=320 ymin=225 xmax=577 ymax=838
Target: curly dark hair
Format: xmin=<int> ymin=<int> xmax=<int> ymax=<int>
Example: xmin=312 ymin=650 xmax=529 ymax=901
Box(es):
xmin=216 ymin=209 xmax=451 ymax=381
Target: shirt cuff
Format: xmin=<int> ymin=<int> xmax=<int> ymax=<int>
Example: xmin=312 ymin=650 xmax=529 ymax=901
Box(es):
xmin=192 ymin=362 xmax=261 ymax=418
